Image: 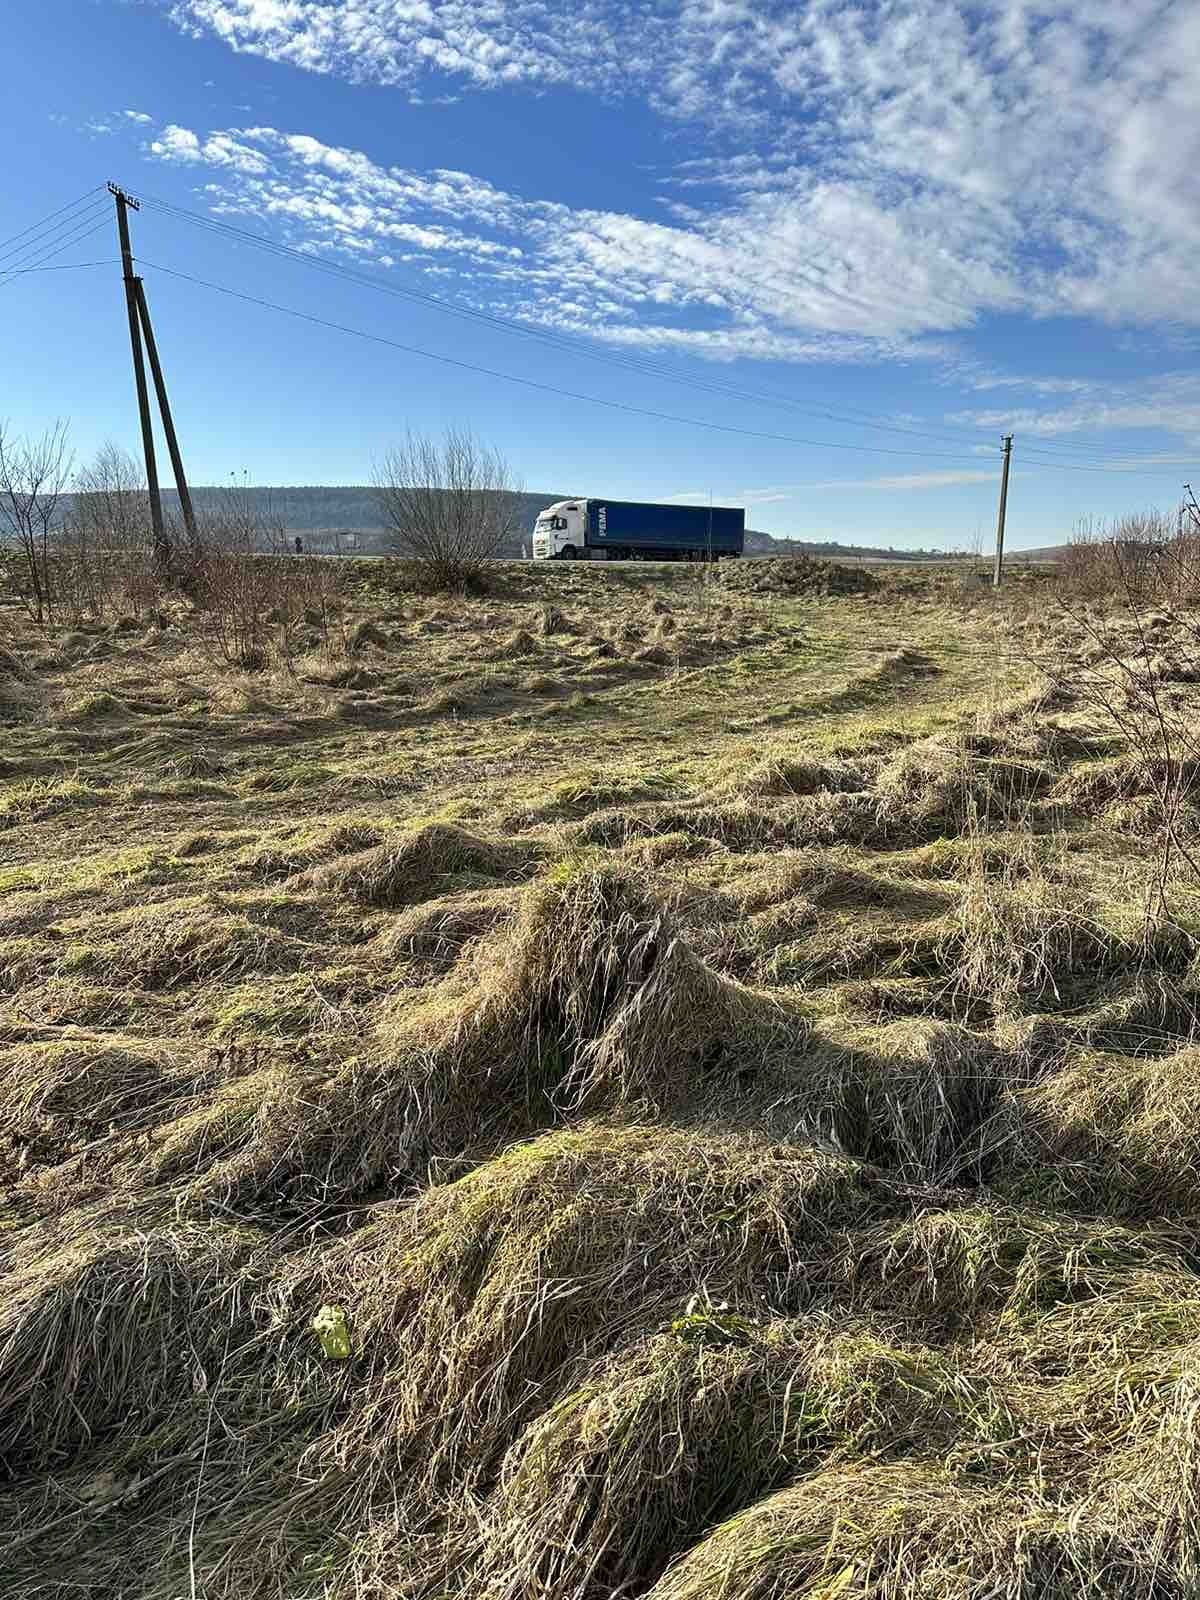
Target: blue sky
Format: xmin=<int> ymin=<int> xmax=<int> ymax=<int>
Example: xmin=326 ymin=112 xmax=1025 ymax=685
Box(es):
xmin=2 ymin=0 xmax=1198 ymax=549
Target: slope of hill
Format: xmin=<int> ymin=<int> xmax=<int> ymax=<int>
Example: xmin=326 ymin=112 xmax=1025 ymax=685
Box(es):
xmin=142 ymin=486 xmax=964 ymax=561
xmin=151 ymin=486 xmax=566 ymax=555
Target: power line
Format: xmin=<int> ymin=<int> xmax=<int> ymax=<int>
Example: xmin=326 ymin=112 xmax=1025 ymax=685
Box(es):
xmin=1019 ymin=444 xmax=1195 ymax=469
xmin=999 ymin=436 xmax=1182 ymax=462
xmin=1000 ymin=446 xmax=1189 ymax=469
xmin=0 ymin=258 xmax=118 ymax=279
xmin=801 ymin=398 xmax=1183 ymax=463
xmin=132 ymin=191 xmax=1200 ymax=470
xmin=138 ymin=192 xmax=999 ymax=448
xmin=4 ymin=187 xmax=1180 ymax=483
xmin=0 ymin=195 xmax=110 ymax=272
xmin=0 ymin=207 xmax=112 ymax=285
xmin=135 ymin=192 xmax=1009 ymax=456
xmin=0 ymin=217 xmax=112 ymax=289
xmin=138 ymin=255 xmax=1001 ymax=463
xmin=1016 ymin=451 xmax=1192 ymax=477
xmin=904 ymin=421 xmax=1195 ymax=467
xmin=920 ymin=422 xmax=1189 ymax=465
xmin=0 ymin=185 xmax=105 ymax=259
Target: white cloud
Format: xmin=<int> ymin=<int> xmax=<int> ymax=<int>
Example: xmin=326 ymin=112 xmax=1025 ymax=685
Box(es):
xmin=166 ymin=0 xmax=625 ymax=89
xmin=949 ymin=373 xmax=1200 ymax=448
xmin=143 ymin=122 xmax=952 ymax=362
xmin=660 ymin=488 xmax=794 ymax=505
xmin=738 ymin=487 xmax=797 ymax=505
xmin=150 ymin=124 xmax=202 ymax=160
xmin=158 ymin=0 xmax=1200 ymax=337
xmin=149 ymin=122 xmax=270 ymax=174
xmin=806 ymin=471 xmax=998 ymax=491
xmin=124 ymin=110 xmax=153 ymax=124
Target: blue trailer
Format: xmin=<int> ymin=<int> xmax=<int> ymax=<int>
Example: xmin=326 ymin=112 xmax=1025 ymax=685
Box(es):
xmin=532 ymin=498 xmax=744 ymax=561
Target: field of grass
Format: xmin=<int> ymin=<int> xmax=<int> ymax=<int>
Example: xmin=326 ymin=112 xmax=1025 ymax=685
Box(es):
xmin=3 ymin=555 xmax=1200 ymax=1599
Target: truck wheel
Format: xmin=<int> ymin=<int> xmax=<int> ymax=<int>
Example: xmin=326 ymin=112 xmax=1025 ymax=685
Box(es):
xmin=560 ymin=545 xmax=578 ymax=560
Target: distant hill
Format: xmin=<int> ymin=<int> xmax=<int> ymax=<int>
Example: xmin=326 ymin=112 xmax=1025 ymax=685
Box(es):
xmin=113 ymin=486 xmax=971 ymax=562
xmin=742 ymin=529 xmax=963 ymax=561
xmin=150 ymin=486 xmax=564 ymax=556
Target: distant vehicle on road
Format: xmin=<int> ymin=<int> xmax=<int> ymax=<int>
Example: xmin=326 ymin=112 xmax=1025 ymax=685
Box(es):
xmin=532 ymin=499 xmax=744 ymax=561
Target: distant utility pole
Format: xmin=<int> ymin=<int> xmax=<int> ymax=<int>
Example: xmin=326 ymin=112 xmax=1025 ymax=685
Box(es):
xmin=108 ymin=182 xmax=196 ymax=565
xmin=992 ymin=433 xmax=1013 ymax=589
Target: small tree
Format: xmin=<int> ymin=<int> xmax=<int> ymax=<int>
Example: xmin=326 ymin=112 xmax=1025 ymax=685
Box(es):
xmin=0 ymin=420 xmax=73 ymax=624
xmin=373 ymin=426 xmax=521 ymax=589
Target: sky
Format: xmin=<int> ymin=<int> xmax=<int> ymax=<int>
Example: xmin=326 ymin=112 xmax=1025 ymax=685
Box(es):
xmin=1 ymin=0 xmax=1199 ymax=550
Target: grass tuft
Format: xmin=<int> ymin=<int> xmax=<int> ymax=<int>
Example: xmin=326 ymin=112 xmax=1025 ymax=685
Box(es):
xmin=293 ymin=820 xmax=542 ymax=907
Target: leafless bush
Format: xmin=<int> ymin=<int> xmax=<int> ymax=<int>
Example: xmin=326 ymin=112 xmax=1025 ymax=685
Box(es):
xmin=191 ymin=550 xmax=280 ymax=669
xmin=1059 ymin=511 xmax=1182 ymax=602
xmin=0 ymin=420 xmax=73 ymax=624
xmin=55 ymin=444 xmax=162 ymax=623
xmin=188 ymin=490 xmax=346 ymax=670
xmin=1047 ymin=513 xmax=1200 ymax=906
xmin=373 ymin=426 xmax=521 ymax=590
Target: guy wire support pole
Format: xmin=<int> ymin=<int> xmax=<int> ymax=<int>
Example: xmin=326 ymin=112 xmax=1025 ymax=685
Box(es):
xmin=134 ymin=278 xmax=197 ymax=541
xmin=109 ymin=183 xmax=166 ymax=565
xmin=992 ymin=433 xmax=1013 ymax=589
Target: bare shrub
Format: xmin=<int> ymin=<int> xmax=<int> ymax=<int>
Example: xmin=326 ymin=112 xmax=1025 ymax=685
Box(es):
xmin=56 ymin=444 xmax=162 ymax=623
xmin=373 ymin=426 xmax=522 ymax=590
xmin=1059 ymin=510 xmax=1179 ymax=603
xmin=192 ymin=548 xmax=285 ymax=669
xmin=0 ymin=420 xmax=72 ymax=624
xmin=1046 ymin=511 xmax=1200 ymax=906
xmin=187 ymin=489 xmax=346 ymax=671
xmin=196 ymin=555 xmax=346 ymax=672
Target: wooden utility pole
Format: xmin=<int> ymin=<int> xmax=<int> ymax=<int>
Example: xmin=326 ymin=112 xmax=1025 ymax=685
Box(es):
xmin=109 ymin=183 xmax=165 ymax=562
xmin=134 ymin=279 xmax=196 ymax=539
xmin=992 ymin=434 xmax=1013 ymax=589
xmin=108 ymin=182 xmax=197 ymax=563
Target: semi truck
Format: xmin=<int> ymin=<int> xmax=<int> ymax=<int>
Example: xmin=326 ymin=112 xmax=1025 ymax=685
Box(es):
xmin=531 ymin=498 xmax=744 ymax=561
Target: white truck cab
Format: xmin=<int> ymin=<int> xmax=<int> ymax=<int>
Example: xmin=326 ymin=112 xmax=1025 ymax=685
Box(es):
xmin=532 ymin=501 xmax=588 ymax=560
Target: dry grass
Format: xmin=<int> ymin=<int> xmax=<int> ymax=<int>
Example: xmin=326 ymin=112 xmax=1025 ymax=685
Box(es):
xmin=645 ymin=1461 xmax=1141 ymax=1600
xmin=0 ymin=1218 xmax=256 ymax=1473
xmin=126 ymin=864 xmax=810 ymax=1218
xmin=8 ymin=564 xmax=1200 ymax=1598
xmin=874 ymin=732 xmax=1053 ymax=839
xmin=292 ymin=819 xmax=542 ymax=907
